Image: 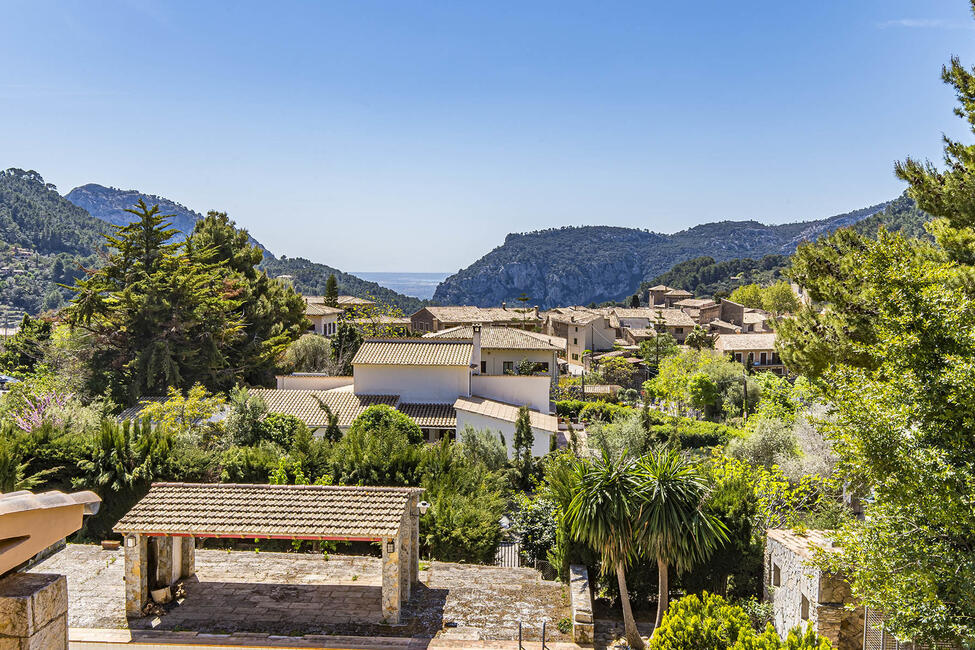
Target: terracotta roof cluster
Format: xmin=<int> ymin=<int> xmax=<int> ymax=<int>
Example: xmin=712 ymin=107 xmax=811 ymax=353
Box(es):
xmin=250 ymin=389 xmax=398 ymax=427
xmin=612 ymin=308 xmax=696 ymax=327
xmin=716 ymin=333 xmax=778 ymax=351
xmin=353 ymin=339 xmax=474 ymax=366
xmin=420 ymin=306 xmax=538 ymax=323
xmin=424 ymin=326 xmax=561 ymax=351
xmin=674 ymin=298 xmax=717 ymax=309
xmin=453 ymin=396 xmax=559 ymax=433
xmin=114 ymin=483 xmax=422 ymax=540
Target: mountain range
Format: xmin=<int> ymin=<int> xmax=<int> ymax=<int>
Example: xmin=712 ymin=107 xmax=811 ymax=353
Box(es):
xmin=0 ymin=167 xmax=932 ymax=319
xmin=432 ymin=200 xmax=919 ymax=308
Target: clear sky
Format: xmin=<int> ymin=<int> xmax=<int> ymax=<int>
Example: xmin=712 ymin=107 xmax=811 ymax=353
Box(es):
xmin=2 ymin=1 xmax=974 ymax=272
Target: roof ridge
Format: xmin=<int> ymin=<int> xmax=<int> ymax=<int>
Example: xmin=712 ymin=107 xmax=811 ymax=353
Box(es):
xmin=149 ymin=482 xmax=424 ymax=493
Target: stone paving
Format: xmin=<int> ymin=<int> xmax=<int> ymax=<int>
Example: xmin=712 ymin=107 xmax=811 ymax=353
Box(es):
xmin=33 ymin=544 xmax=571 ymax=642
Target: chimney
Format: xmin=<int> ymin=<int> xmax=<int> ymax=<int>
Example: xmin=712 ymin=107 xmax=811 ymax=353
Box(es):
xmin=501 ymin=302 xmax=507 ymax=310
xmin=471 ymin=323 xmax=482 ymax=374
xmin=532 ymin=305 xmax=539 ymax=319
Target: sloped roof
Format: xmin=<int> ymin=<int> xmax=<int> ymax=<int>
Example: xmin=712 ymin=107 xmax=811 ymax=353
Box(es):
xmin=397 ymin=403 xmax=456 ymax=428
xmin=664 ymin=289 xmax=693 ymax=297
xmin=304 ymin=301 xmax=343 ymax=317
xmin=453 ymin=396 xmax=559 ymax=433
xmin=743 ymin=311 xmax=767 ymax=324
xmin=418 ymin=306 xmax=537 ymax=323
xmin=250 ymin=389 xmax=398 ymax=427
xmin=114 ymin=483 xmax=422 ymax=540
xmin=353 ymin=339 xmax=473 ymax=366
xmin=425 ymin=326 xmax=561 ymax=351
xmin=716 ymin=333 xmax=777 ymax=351
xmin=304 ymin=295 xmax=373 ymax=307
xmin=674 ymin=298 xmax=716 ymax=309
xmin=613 ymin=308 xmax=696 ymax=327
xmin=647 ymin=285 xmax=672 ymax=291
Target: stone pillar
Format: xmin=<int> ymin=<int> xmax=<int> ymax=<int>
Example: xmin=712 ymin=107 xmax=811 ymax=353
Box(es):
xmin=398 ymin=517 xmax=410 ymax=604
xmin=568 ymin=565 xmax=594 ymax=644
xmin=381 ymin=535 xmax=401 ymax=624
xmin=179 ymin=536 xmax=195 ymax=579
xmin=410 ymin=507 xmax=420 ymax=586
xmin=0 ymin=573 xmax=68 ymax=650
xmin=156 ymin=536 xmax=174 ymax=587
xmin=124 ymin=533 xmax=148 ymax=617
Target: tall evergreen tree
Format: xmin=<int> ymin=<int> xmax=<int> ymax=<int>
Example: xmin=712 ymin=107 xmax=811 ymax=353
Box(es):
xmin=324 ymin=273 xmax=339 ymax=307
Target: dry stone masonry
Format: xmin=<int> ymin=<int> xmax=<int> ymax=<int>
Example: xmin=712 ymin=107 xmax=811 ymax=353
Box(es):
xmin=0 ymin=573 xmax=68 ymax=650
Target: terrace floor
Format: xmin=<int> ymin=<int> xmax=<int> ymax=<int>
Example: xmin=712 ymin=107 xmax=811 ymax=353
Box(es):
xmin=32 ymin=544 xmax=571 ymax=642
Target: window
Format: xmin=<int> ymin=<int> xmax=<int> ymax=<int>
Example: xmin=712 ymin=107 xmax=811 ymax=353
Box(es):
xmin=772 ymin=562 xmax=781 ymax=586
xmin=735 ymin=353 xmax=742 ymax=363
xmin=503 ymin=361 xmax=514 ymax=374
xmin=573 ymin=338 xmax=578 ymax=345
xmin=760 ymin=352 xmax=767 ymax=365
xmin=572 ymin=353 xmax=579 ymax=361
xmin=800 ymin=595 xmax=809 ymax=620
xmin=675 ymin=328 xmax=683 ymax=334
xmin=480 ymin=361 xmax=487 ymax=373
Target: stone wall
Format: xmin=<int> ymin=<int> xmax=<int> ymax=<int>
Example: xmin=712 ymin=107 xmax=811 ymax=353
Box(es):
xmin=764 ymin=529 xmax=863 ymax=650
xmin=0 ymin=572 xmax=68 ymax=650
xmin=568 ymin=564 xmax=594 ymax=644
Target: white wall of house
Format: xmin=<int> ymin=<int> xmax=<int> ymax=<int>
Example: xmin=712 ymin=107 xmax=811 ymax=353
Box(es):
xmin=354 ymin=365 xmax=471 ymax=403
xmin=276 ymin=375 xmax=354 ymax=390
xmin=480 ymin=349 xmax=558 ymax=381
xmin=471 ymin=375 xmax=551 ymax=413
xmin=566 ymin=320 xmax=616 ymax=364
xmin=455 ymin=410 xmax=554 ymax=458
xmin=307 ymin=314 xmax=340 ymax=336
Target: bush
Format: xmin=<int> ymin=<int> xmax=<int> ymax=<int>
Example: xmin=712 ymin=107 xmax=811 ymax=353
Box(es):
xmin=262 ymin=412 xmax=309 ymax=449
xmin=511 ymin=494 xmax=558 ymax=567
xmin=331 ymin=405 xmax=422 ymax=485
xmin=647 ymin=419 xmax=740 ymax=450
xmin=578 ymin=401 xmax=631 ymax=423
xmin=555 ymin=399 xmax=587 ymax=418
xmin=649 ymin=593 xmax=833 ymax=649
xmin=220 ymin=444 xmax=282 ymax=483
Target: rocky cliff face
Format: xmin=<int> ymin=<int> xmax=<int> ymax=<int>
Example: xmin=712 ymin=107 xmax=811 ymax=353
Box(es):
xmin=433 ymin=202 xmax=890 ymax=308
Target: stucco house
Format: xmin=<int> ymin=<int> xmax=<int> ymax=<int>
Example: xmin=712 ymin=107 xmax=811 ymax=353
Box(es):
xmin=609 ymin=307 xmax=697 ymax=343
xmin=266 ymin=327 xmax=559 ymax=456
xmin=303 ymin=300 xmax=343 ymax=336
xmin=424 ymin=325 xmax=561 ymax=384
xmin=715 ymin=332 xmax=784 ymax=374
xmin=543 ymin=308 xmax=616 ymax=366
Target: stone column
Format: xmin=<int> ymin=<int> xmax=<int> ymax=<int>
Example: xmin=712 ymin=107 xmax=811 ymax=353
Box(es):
xmin=155 ymin=536 xmax=174 ymax=588
xmin=398 ymin=516 xmax=411 ymax=604
xmin=124 ymin=533 xmax=148 ymax=617
xmin=381 ymin=535 xmax=401 ymax=624
xmin=0 ymin=573 xmax=68 ymax=650
xmin=409 ymin=493 xmax=420 ymax=586
xmin=179 ymin=536 xmax=195 ymax=579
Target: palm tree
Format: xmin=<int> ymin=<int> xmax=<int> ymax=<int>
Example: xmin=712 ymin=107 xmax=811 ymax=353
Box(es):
xmin=635 ymin=449 xmax=727 ymax=632
xmin=564 ymin=451 xmax=647 ymax=649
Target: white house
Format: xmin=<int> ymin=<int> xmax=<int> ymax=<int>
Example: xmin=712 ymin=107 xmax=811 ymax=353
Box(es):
xmin=715 ymin=333 xmax=785 ymax=374
xmin=265 ymin=325 xmax=559 ymax=454
xmin=424 ymin=325 xmax=562 ymax=385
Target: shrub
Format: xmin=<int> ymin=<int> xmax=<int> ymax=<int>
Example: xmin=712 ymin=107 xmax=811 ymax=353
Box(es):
xmin=262 ymin=412 xmax=309 ymax=449
xmin=220 ymin=444 xmax=282 ymax=483
xmin=511 ymin=494 xmax=558 ymax=567
xmin=648 ymin=593 xmax=833 ymax=649
xmin=578 ymin=401 xmax=631 ymax=423
xmin=555 ymin=399 xmax=587 ymax=418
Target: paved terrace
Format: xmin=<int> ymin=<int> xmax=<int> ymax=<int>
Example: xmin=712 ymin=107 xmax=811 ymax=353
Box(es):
xmin=32 ymin=545 xmax=571 ymax=642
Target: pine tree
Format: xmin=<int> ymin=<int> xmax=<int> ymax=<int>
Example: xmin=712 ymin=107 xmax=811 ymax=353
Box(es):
xmin=629 ymin=293 xmax=640 ymax=308
xmin=325 ymin=274 xmax=339 ymax=307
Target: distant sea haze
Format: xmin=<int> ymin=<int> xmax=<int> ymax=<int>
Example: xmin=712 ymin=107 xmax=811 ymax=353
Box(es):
xmin=352 ymin=271 xmax=450 ymax=300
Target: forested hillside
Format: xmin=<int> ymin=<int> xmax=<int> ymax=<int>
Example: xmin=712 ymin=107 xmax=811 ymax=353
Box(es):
xmin=642 ymin=193 xmax=931 ymax=298
xmin=433 ymin=201 xmax=889 ymax=308
xmin=0 ymin=168 xmax=426 ymax=319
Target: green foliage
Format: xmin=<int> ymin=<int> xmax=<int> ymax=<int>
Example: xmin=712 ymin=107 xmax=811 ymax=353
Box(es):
xmin=224 ymin=386 xmax=268 ymax=446
xmin=645 ymin=255 xmax=791 ymax=299
xmin=555 ymin=399 xmax=587 ymax=418
xmin=0 ymin=314 xmax=52 ymax=374
xmin=261 ymin=412 xmax=309 ymax=449
xmin=331 ymin=405 xmax=422 ymax=485
xmin=458 ymin=425 xmax=508 ymax=472
xmin=324 ymin=273 xmax=338 ymax=307
xmin=640 ymin=332 xmax=680 ymax=373
xmin=649 ymin=349 xmax=750 ymax=419
xmin=597 ymin=356 xmax=638 ymax=387
xmin=219 ymin=444 xmax=281 ymax=483
xmin=729 ymin=281 xmax=799 ymax=316
xmin=513 ymin=405 xmax=536 ymax=489
xmin=330 ymin=321 xmax=363 ymax=376
xmin=282 ymin=334 xmax=332 ymax=373
xmin=727 ymin=418 xmax=799 ymax=470
xmin=578 ymin=400 xmax=631 ymax=423
xmin=511 ymin=494 xmax=559 ymax=566
xmin=139 ymin=384 xmax=225 ymax=440
xmin=648 ymin=593 xmax=832 ymax=649
xmin=685 ymin=326 xmax=717 ymax=350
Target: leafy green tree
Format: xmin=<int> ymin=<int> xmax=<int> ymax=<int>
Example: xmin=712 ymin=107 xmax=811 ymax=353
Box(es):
xmin=761 ymin=280 xmax=800 ymax=317
xmin=636 ymin=449 xmax=727 ymax=630
xmin=331 ymin=405 xmax=422 ymax=485
xmin=459 ymin=425 xmax=508 ymax=471
xmin=331 ymin=321 xmax=363 ymax=376
xmin=188 ymin=212 xmax=307 ymax=386
xmin=728 ymin=284 xmax=764 ymax=310
xmin=687 ymin=371 xmax=720 ymax=416
xmin=512 ymin=405 xmax=535 ymax=488
xmin=684 ymin=326 xmax=716 ymax=350
xmin=0 ymin=314 xmax=52 ymax=374
xmin=324 ymin=273 xmax=339 ymax=307
xmin=564 ymin=452 xmax=647 ymax=649
xmin=66 ymin=201 xmax=244 ymax=402
xmin=599 ymin=356 xmax=638 ymax=387
xmin=224 ymin=386 xmax=268 ymax=446
xmin=640 ymin=332 xmax=679 ymax=374
xmin=312 ymin=396 xmax=343 ymax=443
xmin=282 ymin=334 xmax=332 ymax=372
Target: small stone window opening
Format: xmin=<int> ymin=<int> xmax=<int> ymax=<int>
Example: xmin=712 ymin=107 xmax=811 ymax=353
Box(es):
xmin=800 ymin=594 xmax=810 ymax=621
xmin=772 ymin=562 xmax=781 ymax=586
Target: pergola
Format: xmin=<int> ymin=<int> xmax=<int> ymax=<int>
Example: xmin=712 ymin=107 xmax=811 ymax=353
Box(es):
xmin=114 ymin=482 xmax=423 ymax=624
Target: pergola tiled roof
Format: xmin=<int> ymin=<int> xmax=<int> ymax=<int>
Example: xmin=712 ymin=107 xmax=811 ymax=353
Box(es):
xmin=453 ymin=396 xmax=559 ymax=433
xmin=397 ymin=403 xmax=456 ymax=428
xmin=425 ymin=326 xmax=561 ymax=351
xmin=353 ymin=339 xmax=473 ymax=366
xmin=114 ymin=483 xmax=423 ymax=540
xmin=250 ymin=389 xmax=398 ymax=427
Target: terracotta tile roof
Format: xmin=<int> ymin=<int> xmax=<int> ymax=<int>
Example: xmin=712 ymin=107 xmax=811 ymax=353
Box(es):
xmin=674 ymin=298 xmax=716 ymax=309
xmin=249 ymin=389 xmax=398 ymax=427
xmin=647 ymin=284 xmax=672 ymax=291
xmin=743 ymin=311 xmax=767 ymax=323
xmin=351 ymin=316 xmax=412 ymax=326
xmin=544 ymin=310 xmax=603 ymax=325
xmin=708 ymin=319 xmax=742 ymax=333
xmin=304 ymin=301 xmax=343 ymax=317
xmin=625 ymin=328 xmax=656 ymax=339
xmin=418 ymin=306 xmax=539 ymax=323
xmin=613 ymin=308 xmax=696 ymax=327
xmin=114 ymin=483 xmax=422 ymax=539
xmin=397 ymin=403 xmax=456 ymax=428
xmin=664 ymin=289 xmax=693 ymax=297
xmin=337 ymin=295 xmax=375 ymax=306
xmin=424 ymin=326 xmax=561 ymax=351
xmin=716 ymin=333 xmax=777 ymax=351
xmin=353 ymin=339 xmax=473 ymax=366
xmin=453 ymin=396 xmax=559 ymax=433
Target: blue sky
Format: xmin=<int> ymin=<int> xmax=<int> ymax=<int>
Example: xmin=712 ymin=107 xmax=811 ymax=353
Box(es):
xmin=2 ymin=1 xmax=974 ymax=272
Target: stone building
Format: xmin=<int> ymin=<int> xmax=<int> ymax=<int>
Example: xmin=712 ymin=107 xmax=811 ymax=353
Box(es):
xmin=765 ymin=529 xmax=863 ymax=650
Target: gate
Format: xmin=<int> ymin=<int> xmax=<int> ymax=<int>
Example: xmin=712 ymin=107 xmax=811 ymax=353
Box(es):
xmin=495 ymin=541 xmax=521 ymax=568
xmin=863 ymin=608 xmax=961 ymax=650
